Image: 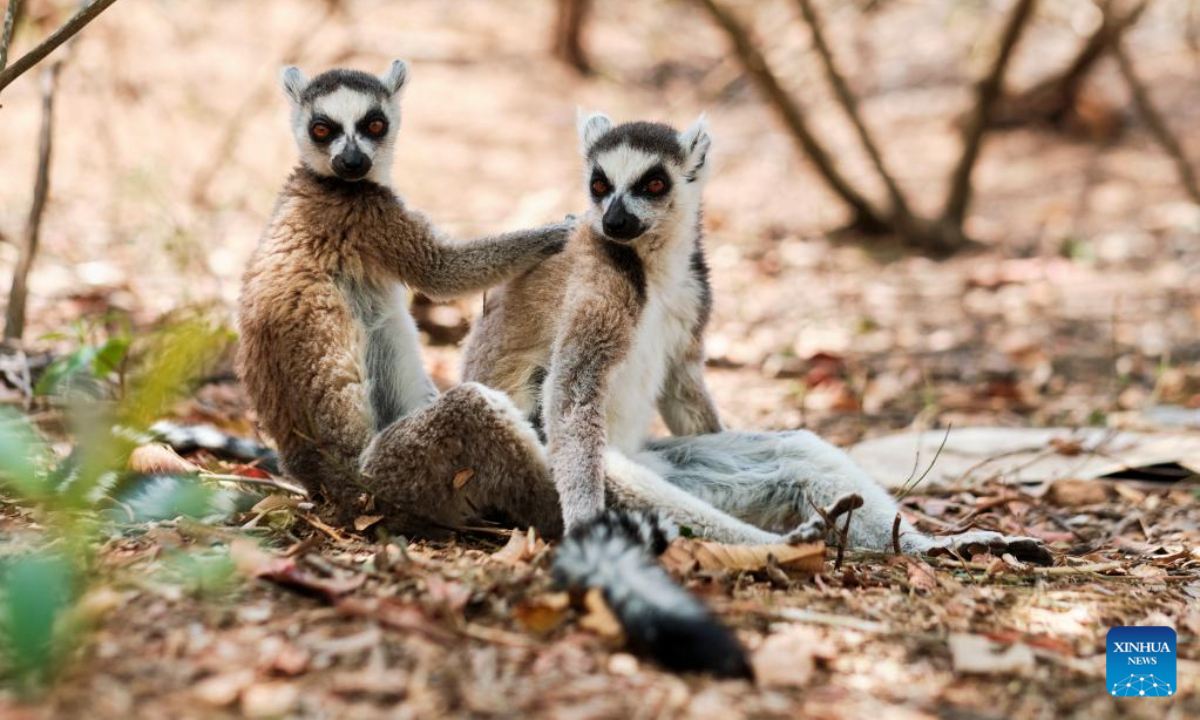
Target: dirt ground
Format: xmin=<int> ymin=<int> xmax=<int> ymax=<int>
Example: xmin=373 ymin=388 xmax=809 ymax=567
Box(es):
xmin=1 ymin=0 xmax=1199 ymax=717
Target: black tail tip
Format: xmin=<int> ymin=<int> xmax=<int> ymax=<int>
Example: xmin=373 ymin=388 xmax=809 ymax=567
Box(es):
xmin=635 ymin=612 xmax=754 ymax=680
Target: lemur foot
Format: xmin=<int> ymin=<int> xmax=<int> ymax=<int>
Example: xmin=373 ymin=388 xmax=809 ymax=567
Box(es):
xmin=917 ymin=530 xmax=1053 ymax=566
xmin=786 ymin=492 xmax=865 ymax=545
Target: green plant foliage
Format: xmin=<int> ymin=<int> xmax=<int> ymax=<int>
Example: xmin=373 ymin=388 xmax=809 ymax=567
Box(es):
xmin=0 ymin=553 xmax=77 ymax=688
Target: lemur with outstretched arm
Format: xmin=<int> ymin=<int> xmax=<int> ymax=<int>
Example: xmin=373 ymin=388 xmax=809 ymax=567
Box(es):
xmin=464 ymin=112 xmax=1052 ymax=563
xmin=236 ymin=60 xmax=570 ymax=537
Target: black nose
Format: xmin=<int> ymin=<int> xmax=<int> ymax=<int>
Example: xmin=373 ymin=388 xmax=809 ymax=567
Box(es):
xmin=602 ymin=200 xmax=644 ymax=241
xmin=332 ymin=148 xmax=371 ymax=179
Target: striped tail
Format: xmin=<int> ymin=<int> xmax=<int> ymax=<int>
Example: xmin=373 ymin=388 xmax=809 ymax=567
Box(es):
xmin=150 ymin=422 xmax=281 ymax=475
xmin=552 ymin=509 xmax=752 ymax=679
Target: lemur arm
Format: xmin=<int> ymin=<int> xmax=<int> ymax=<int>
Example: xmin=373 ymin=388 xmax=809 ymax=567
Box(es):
xmin=544 ymin=289 xmax=637 ymax=533
xmin=657 ymin=336 xmax=723 ymax=436
xmin=377 ymin=208 xmax=571 ymax=301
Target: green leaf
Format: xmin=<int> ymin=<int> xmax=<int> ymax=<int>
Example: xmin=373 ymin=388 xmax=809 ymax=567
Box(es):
xmin=1 ymin=552 xmax=76 ymax=685
xmin=91 ymin=336 xmax=131 ymax=378
xmin=0 ymin=409 xmax=50 ymax=502
xmin=34 ymin=346 xmax=99 ymax=397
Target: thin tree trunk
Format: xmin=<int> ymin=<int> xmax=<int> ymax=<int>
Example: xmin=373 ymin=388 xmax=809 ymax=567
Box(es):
xmin=942 ymin=0 xmax=1037 ymax=230
xmin=551 ymin=0 xmax=592 ymax=75
xmin=793 ymin=0 xmax=916 ymax=231
xmin=992 ymin=1 xmax=1147 ymax=128
xmin=1113 ymin=40 xmax=1200 ymax=204
xmin=695 ymin=0 xmax=888 ymax=231
xmin=5 ymin=62 xmax=62 ymax=341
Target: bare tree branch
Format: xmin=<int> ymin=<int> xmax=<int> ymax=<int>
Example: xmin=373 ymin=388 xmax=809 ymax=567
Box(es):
xmin=794 ymin=0 xmax=915 ymax=227
xmin=695 ymin=0 xmax=888 ymax=231
xmin=993 ymin=0 xmax=1147 ymax=128
xmin=942 ymin=0 xmax=1038 ymax=229
xmin=0 ymin=0 xmax=119 ymax=97
xmin=1113 ymin=39 xmax=1200 ymax=204
xmin=0 ymin=0 xmax=20 ymax=73
xmin=5 ymin=62 xmax=62 ymax=341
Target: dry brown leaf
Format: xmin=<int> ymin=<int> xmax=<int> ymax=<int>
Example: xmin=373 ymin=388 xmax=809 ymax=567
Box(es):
xmin=353 ymin=514 xmax=383 ymax=531
xmin=1130 ymin=564 xmax=1168 ymax=580
xmin=579 ymin=587 xmax=623 ymax=639
xmin=753 ymin=625 xmax=820 ymax=688
xmin=129 ymin=443 xmax=199 ymax=475
xmin=452 ymin=468 xmax=475 ymax=489
xmin=1045 ymin=478 xmax=1111 ymax=506
xmin=489 ymin=527 xmax=546 ymax=565
xmin=250 ymin=494 xmax=302 ymax=514
xmin=231 ymin=538 xmax=364 ymax=600
xmin=949 ymin=633 xmax=1035 ymax=675
xmin=660 ymin=538 xmax=825 ymax=575
xmin=890 ymin=555 xmax=938 ymax=592
xmin=515 ymin=592 xmax=571 ymax=635
xmin=241 ymin=682 xmax=299 ymax=718
xmin=193 ymin=670 xmax=255 ymax=706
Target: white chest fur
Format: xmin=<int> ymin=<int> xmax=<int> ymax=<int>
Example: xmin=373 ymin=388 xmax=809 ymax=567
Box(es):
xmin=605 ymin=244 xmax=699 ymax=453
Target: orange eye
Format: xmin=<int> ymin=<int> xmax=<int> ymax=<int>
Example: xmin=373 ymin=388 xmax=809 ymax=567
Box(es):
xmin=310 ymin=123 xmax=331 ymax=141
xmin=367 ymin=119 xmax=386 ymax=136
xmin=591 ymin=180 xmax=608 ymax=195
xmin=646 ymin=179 xmax=666 ymax=194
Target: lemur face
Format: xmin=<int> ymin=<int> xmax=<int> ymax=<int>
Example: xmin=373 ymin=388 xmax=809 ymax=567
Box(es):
xmin=576 ymin=112 xmax=711 ymax=245
xmin=280 ymin=61 xmax=408 ymax=184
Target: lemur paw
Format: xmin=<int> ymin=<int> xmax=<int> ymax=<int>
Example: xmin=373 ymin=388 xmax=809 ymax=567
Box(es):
xmin=921 ymin=530 xmax=1053 ymax=566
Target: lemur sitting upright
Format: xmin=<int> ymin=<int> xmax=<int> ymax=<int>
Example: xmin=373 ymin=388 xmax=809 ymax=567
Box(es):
xmin=464 ymin=112 xmax=1052 ymax=564
xmin=236 ymin=60 xmax=571 ymax=537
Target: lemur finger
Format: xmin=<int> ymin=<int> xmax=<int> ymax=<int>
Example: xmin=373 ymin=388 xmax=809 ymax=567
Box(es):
xmin=783 ymin=516 xmax=826 ymax=545
xmin=823 ymin=492 xmax=864 ymax=523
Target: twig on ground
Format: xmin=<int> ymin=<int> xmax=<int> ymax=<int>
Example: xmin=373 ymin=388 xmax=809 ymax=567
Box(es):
xmin=772 ymin=607 xmax=889 ymax=634
xmin=892 ymin=513 xmax=902 ymax=555
xmin=0 ymin=0 xmax=120 ymax=97
xmin=1113 ymin=39 xmax=1200 ymax=205
xmin=942 ymin=0 xmax=1038 ymax=229
xmin=200 ymin=472 xmax=307 ymax=497
xmin=898 ymin=424 xmax=952 ymax=501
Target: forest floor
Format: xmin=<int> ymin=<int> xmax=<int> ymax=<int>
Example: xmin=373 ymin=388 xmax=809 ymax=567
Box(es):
xmin=1 ymin=0 xmax=1199 ymax=717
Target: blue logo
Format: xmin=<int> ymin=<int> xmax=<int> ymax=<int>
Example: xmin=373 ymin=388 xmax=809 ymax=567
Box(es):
xmin=1106 ymin=626 xmax=1176 ymax=697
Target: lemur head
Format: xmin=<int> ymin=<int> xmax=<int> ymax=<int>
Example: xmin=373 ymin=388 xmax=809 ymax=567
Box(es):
xmin=576 ymin=111 xmax=711 ymax=246
xmin=280 ymin=60 xmax=408 ymax=185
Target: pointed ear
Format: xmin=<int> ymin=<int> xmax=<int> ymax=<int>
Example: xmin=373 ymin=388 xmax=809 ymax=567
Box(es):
xmin=678 ymin=113 xmax=712 ymax=182
xmin=280 ymin=66 xmax=309 ymax=105
xmin=576 ymin=108 xmax=613 ymax=156
xmin=381 ymin=59 xmax=409 ymax=97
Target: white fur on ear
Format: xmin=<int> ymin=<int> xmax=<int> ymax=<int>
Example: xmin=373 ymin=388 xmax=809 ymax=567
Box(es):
xmin=576 ymin=108 xmax=613 ymax=155
xmin=280 ymin=66 xmax=309 ymax=105
xmin=381 ymin=59 xmax=409 ymax=96
xmin=679 ymin=113 xmax=712 ymax=181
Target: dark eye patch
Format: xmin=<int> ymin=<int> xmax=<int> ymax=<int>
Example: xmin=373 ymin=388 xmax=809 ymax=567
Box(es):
xmin=308 ymin=115 xmax=343 ymax=144
xmin=631 ymin=163 xmax=672 ymax=199
xmin=590 ymin=167 xmax=612 ymax=198
xmin=356 ymin=109 xmax=389 ymax=138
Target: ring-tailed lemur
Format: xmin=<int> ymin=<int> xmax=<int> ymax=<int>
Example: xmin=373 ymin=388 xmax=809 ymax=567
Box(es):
xmin=463 ymin=112 xmax=1052 ymax=565
xmin=235 ymin=60 xmax=572 ymax=537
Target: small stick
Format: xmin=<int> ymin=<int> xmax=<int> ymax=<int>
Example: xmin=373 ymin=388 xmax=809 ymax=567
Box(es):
xmin=0 ymin=0 xmax=20 ymax=73
xmin=892 ymin=513 xmax=902 ymax=555
xmin=200 ymin=472 xmax=307 ymax=497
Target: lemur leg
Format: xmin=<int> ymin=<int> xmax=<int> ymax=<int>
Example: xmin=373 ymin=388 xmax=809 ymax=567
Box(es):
xmin=643 ymin=430 xmax=1051 ymax=564
xmin=360 ymin=383 xmax=563 ymax=539
xmin=602 ymin=448 xmax=788 ymax=545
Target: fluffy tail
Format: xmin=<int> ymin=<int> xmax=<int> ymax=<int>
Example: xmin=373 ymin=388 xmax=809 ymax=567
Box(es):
xmin=552 ymin=509 xmax=752 ymax=679
xmin=150 ymin=422 xmax=281 ymax=475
